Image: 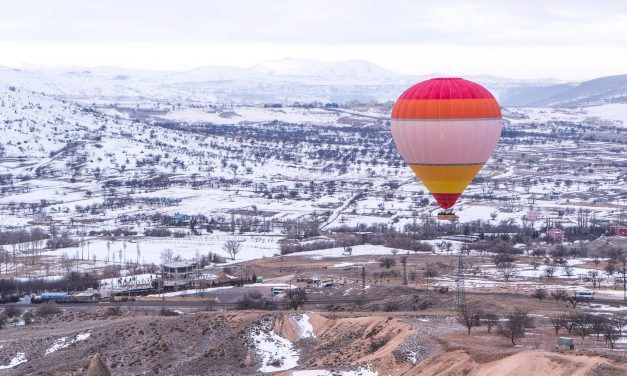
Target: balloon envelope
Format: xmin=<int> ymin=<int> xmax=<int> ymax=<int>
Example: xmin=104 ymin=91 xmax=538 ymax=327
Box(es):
xmin=391 ymin=78 xmax=502 ymax=210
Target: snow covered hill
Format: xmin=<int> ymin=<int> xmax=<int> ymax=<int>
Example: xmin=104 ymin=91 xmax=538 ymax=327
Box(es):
xmin=0 ymin=59 xmax=574 ymax=104
xmin=500 ymin=74 xmax=627 ymax=107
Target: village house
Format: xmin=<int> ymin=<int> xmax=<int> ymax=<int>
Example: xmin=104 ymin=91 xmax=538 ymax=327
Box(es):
xmin=546 ymin=227 xmax=565 ymax=243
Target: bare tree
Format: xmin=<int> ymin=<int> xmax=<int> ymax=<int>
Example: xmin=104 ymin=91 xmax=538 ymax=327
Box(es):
xmin=567 ymin=295 xmax=580 ymax=308
xmin=603 ymin=323 xmax=620 ymax=349
xmin=563 ymin=265 xmax=574 ymax=277
xmin=482 ymin=312 xmax=499 ymax=333
xmin=498 ymin=309 xmax=533 ymax=346
xmin=532 ymin=288 xmax=547 ymax=301
xmin=498 ymin=263 xmax=518 ymax=282
xmin=160 ymin=248 xmax=174 ymax=264
xmin=550 ymin=288 xmax=568 ymax=303
xmin=550 ymin=315 xmax=564 ymax=335
xmin=560 ymin=312 xmax=576 ymax=334
xmin=222 ymin=240 xmax=241 ymax=260
xmin=457 ymin=306 xmax=482 ymax=335
xmin=571 ymin=311 xmax=595 ymax=346
xmin=285 ymin=288 xmax=308 ymax=310
xmin=60 ymin=252 xmax=73 ymax=276
xmin=587 ymin=270 xmax=600 ymax=288
xmin=544 ymin=266 xmax=556 ymax=279
xmin=379 ymin=257 xmax=396 ymax=269
xmin=424 ymin=263 xmax=438 ymax=289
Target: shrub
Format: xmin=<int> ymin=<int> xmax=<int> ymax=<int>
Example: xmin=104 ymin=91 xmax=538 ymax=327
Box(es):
xmin=3 ymin=306 xmax=22 ymax=318
xmin=36 ymin=302 xmax=61 ymax=317
xmin=237 ymin=292 xmax=276 ymax=310
xmin=105 ymin=307 xmax=121 ymax=316
xmin=22 ymin=311 xmax=33 ymax=325
xmin=159 ymin=307 xmax=179 ymax=316
xmin=144 ymin=228 xmax=172 ymax=237
xmin=379 ymin=257 xmax=396 ymax=269
xmin=383 ymin=301 xmax=400 ymax=312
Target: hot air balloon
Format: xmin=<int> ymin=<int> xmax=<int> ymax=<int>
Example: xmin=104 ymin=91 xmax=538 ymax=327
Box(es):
xmin=391 ymin=78 xmax=502 ymax=220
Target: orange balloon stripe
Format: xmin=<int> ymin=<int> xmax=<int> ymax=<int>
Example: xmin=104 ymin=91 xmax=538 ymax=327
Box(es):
xmin=392 ymin=98 xmax=501 ymax=119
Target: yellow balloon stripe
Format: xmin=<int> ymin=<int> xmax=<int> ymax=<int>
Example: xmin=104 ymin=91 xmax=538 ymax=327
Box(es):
xmin=409 ymin=164 xmax=483 ymax=194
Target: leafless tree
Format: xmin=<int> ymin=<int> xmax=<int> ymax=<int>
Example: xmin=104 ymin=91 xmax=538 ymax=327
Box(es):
xmin=379 ymin=257 xmax=396 ymax=269
xmin=498 ymin=309 xmax=533 ymax=346
xmin=567 ymin=295 xmax=580 ymax=308
xmin=482 ymin=312 xmax=499 ymax=333
xmin=603 ymin=324 xmax=620 ymax=349
xmin=424 ymin=263 xmax=438 ymax=289
xmin=550 ymin=315 xmax=564 ymax=335
xmin=550 ymin=288 xmax=568 ymax=302
xmin=571 ymin=311 xmax=595 ymax=346
xmin=563 ymin=265 xmax=574 ymax=277
xmin=544 ymin=266 xmax=556 ymax=279
xmin=532 ymin=288 xmax=547 ymax=301
xmin=285 ymin=288 xmax=308 ymax=310
xmin=222 ymin=240 xmax=241 ymax=260
xmin=160 ymin=248 xmax=174 ymax=264
xmin=560 ymin=312 xmax=576 ymax=334
xmin=457 ymin=306 xmax=482 ymax=335
xmin=60 ymin=252 xmax=73 ymax=276
xmin=497 ymin=263 xmax=518 ymax=282
xmin=587 ymin=270 xmax=600 ymax=288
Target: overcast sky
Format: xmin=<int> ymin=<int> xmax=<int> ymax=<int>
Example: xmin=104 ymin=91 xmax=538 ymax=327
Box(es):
xmin=1 ymin=0 xmax=626 ymax=80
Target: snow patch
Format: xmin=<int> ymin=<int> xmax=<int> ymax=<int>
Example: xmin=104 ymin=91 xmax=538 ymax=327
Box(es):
xmin=0 ymin=353 xmax=27 ymax=370
xmin=291 ymin=366 xmax=378 ymax=376
xmin=45 ymin=332 xmax=91 ymax=355
xmin=248 ymin=322 xmax=299 ymax=373
xmin=292 ymin=313 xmax=315 ymax=339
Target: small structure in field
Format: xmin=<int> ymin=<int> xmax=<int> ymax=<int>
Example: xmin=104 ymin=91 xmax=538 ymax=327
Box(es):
xmin=546 ymin=227 xmax=565 ymax=243
xmin=549 ymin=190 xmax=563 ymax=200
xmin=557 ymin=337 xmax=574 ymax=351
xmin=33 ymin=211 xmax=53 ymax=224
xmin=609 ymin=225 xmax=627 ymax=236
xmin=170 ymin=214 xmax=191 ymax=226
xmin=524 ymin=210 xmax=542 ymax=221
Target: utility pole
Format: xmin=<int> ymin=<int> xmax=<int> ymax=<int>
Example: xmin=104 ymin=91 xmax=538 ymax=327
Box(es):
xmin=623 ymin=256 xmax=626 ymax=303
xmin=402 ymin=256 xmax=408 ymax=285
xmin=361 ymin=266 xmax=366 ymax=297
xmin=456 ymin=252 xmax=466 ymax=311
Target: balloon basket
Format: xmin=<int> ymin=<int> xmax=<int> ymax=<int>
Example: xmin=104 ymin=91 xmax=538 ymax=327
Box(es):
xmin=437 ymin=211 xmax=457 ymax=221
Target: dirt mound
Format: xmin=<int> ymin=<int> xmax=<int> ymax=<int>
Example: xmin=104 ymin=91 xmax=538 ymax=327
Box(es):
xmin=297 ymin=314 xmax=415 ymax=373
xmin=411 ymin=350 xmax=627 ymax=376
xmin=87 ymin=353 xmax=111 ymax=376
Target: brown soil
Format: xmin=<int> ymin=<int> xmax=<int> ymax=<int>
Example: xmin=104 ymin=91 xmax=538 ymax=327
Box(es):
xmin=411 ymin=349 xmax=627 ymax=376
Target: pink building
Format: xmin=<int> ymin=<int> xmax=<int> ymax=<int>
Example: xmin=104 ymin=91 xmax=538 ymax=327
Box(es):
xmin=525 ymin=211 xmax=542 ymax=221
xmin=609 ymin=226 xmax=627 ymax=236
xmin=546 ymin=228 xmax=565 ymax=243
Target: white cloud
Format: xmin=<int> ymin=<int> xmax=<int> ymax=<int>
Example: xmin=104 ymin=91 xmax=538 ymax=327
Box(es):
xmin=0 ymin=0 xmax=625 ymax=79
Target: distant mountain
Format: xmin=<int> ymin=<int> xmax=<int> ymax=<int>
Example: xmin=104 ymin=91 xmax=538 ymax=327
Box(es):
xmin=2 ymin=59 xmax=623 ymax=106
xmin=251 ymin=58 xmax=405 ymax=83
xmin=499 ymin=75 xmax=627 ymax=107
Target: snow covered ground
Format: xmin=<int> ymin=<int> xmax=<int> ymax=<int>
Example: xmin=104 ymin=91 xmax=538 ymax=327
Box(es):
xmin=291 ymin=367 xmax=378 ymax=376
xmin=291 ymin=314 xmax=316 ymax=340
xmin=0 ymin=353 xmax=28 ymax=370
xmin=249 ymin=327 xmax=299 ymax=373
xmin=45 ymin=333 xmax=91 ymax=355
